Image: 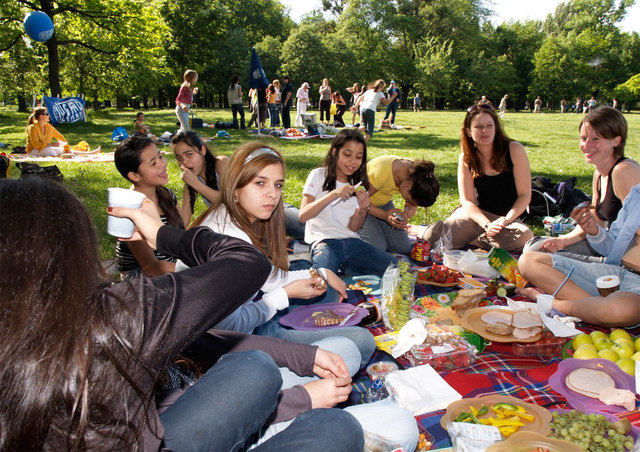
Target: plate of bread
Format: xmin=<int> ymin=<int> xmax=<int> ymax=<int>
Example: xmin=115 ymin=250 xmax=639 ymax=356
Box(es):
xmin=459 ymin=307 xmax=543 ymax=343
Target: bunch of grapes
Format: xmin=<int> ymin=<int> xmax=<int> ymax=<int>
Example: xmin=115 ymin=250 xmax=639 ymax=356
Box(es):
xmin=392 ymin=261 xmax=415 ymax=330
xmin=549 ymin=410 xmax=635 ymax=451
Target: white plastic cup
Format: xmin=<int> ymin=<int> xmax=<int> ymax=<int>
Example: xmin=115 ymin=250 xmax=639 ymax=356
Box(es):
xmin=107 ymin=188 xmax=146 ymax=238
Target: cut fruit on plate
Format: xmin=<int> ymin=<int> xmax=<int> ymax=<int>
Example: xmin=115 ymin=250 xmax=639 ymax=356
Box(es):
xmin=440 ymin=394 xmax=552 ymax=436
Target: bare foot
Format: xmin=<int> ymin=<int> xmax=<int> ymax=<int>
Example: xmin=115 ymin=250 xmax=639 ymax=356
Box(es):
xmin=516 ymin=286 xmax=544 ymax=301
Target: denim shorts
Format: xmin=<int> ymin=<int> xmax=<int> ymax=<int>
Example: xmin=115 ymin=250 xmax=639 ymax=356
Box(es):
xmin=552 ymin=253 xmax=640 ymax=297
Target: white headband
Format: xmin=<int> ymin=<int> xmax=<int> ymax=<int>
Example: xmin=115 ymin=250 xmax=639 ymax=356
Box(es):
xmin=244 ymin=147 xmax=281 ymax=164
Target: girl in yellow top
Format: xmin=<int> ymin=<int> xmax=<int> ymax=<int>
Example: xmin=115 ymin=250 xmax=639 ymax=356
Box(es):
xmin=25 ymin=107 xmax=70 ymax=157
xmin=360 ymin=155 xmax=440 ymax=254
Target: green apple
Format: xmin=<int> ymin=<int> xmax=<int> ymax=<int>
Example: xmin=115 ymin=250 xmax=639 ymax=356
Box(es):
xmin=632 ymin=351 xmax=640 ymax=361
xmin=590 ymin=331 xmax=607 ymax=343
xmin=617 ymin=358 xmax=636 ymax=376
xmin=634 ymin=336 xmax=640 ymax=352
xmin=598 ymin=348 xmax=620 ymax=362
xmin=610 ymin=329 xmax=632 ymax=342
xmin=612 ymin=342 xmax=635 ymax=359
xmin=613 ymin=337 xmax=635 ymax=347
xmin=573 ymin=345 xmax=599 ymax=360
xmin=572 ymin=333 xmax=593 ymax=349
xmin=594 ymin=338 xmax=614 ymax=351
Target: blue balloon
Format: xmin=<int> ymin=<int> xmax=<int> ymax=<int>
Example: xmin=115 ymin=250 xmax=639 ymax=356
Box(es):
xmin=23 ymin=11 xmax=54 ymax=42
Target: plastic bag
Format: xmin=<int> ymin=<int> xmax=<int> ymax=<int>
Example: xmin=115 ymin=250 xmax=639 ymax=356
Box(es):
xmin=450 ymin=249 xmax=500 ymax=279
xmin=431 ymin=229 xmax=452 ymax=263
xmin=380 ymin=261 xmax=416 ymax=331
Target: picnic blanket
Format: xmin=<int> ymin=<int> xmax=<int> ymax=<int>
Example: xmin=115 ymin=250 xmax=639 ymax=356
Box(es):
xmin=345 ymin=263 xmax=640 ymax=450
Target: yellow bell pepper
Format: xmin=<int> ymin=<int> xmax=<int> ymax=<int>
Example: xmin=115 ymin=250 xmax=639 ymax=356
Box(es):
xmin=498 ymin=426 xmax=518 ymax=437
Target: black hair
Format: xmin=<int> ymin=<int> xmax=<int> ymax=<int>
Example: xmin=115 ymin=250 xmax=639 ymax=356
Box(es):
xmin=114 ymin=136 xmax=184 ymax=228
xmin=408 ymin=160 xmax=439 ymax=207
xmin=322 ymin=129 xmax=369 ymax=192
xmin=171 ymin=131 xmax=219 ymax=214
xmin=230 ymin=75 xmax=239 ymax=88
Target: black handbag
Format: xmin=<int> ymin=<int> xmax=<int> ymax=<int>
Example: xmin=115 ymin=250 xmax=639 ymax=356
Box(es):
xmin=17 ymin=162 xmax=63 ymax=182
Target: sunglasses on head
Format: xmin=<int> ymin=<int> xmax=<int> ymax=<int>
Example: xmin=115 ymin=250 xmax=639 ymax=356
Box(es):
xmin=467 ymin=103 xmax=494 ymax=113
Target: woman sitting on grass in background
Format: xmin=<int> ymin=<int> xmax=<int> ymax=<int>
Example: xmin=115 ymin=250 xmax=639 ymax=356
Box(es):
xmin=524 ymin=106 xmax=640 ymax=262
xmin=0 ymin=176 xmax=369 ymax=451
xmin=25 ymin=106 xmax=70 ymax=157
xmin=299 ymin=128 xmax=397 ymax=278
xmin=411 ymin=102 xmax=532 ymax=253
xmin=186 ymin=141 xmax=376 ymax=368
xmin=114 ymin=136 xmax=184 ymax=277
xmin=171 ymin=130 xmax=228 ymax=225
xmin=362 ymin=155 xmax=440 ymax=255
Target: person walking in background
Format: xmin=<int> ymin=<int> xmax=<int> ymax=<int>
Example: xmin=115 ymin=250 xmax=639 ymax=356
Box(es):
xmin=498 ymin=94 xmax=508 ymax=117
xmin=296 ymin=82 xmax=310 ymax=127
xmin=413 ymin=93 xmax=421 ymax=112
xmin=534 ymin=96 xmax=542 ymax=114
xmin=588 ymin=96 xmax=597 ymax=113
xmin=352 ymin=79 xmax=397 ymax=143
xmin=175 ymin=69 xmax=198 ymax=132
xmin=383 ymin=81 xmax=401 ymax=125
xmin=273 ymin=79 xmax=282 ymax=127
xmin=228 ymin=75 xmax=245 ymax=130
xmin=281 ymin=75 xmax=293 ymax=128
xmin=561 ymin=98 xmax=567 ymax=113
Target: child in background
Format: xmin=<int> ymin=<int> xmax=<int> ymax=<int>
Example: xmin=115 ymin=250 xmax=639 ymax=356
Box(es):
xmin=133 ymin=112 xmax=158 ymax=140
xmin=299 ymin=128 xmax=397 ymax=277
xmin=25 ymin=106 xmax=70 ymax=156
xmin=171 ymin=130 xmax=228 ymax=225
xmin=267 ymin=84 xmax=278 ymax=128
xmin=175 ymin=69 xmax=199 ymax=132
xmin=114 ymin=136 xmax=185 ymax=277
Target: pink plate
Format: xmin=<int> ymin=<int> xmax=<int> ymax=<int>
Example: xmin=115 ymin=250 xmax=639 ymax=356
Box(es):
xmin=279 ymin=303 xmax=368 ymax=331
xmin=549 ymin=358 xmax=636 ymax=413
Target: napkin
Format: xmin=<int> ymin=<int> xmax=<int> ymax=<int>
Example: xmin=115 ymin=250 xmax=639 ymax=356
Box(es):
xmin=535 ymin=294 xmax=582 ymax=337
xmin=385 ymin=364 xmax=462 ymax=416
xmin=391 ymin=318 xmax=427 ymax=358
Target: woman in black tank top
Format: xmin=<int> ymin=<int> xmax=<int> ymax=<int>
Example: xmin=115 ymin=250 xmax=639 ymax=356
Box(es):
xmin=417 ymin=102 xmax=533 ymax=252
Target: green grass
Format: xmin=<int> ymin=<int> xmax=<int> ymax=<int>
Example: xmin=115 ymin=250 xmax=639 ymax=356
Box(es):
xmin=2 ymin=107 xmax=639 ymax=260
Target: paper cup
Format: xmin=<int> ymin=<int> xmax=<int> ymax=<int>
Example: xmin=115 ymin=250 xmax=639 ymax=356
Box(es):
xmin=107 ymin=188 xmax=145 ymax=238
xmin=596 ymin=275 xmax=620 ymax=297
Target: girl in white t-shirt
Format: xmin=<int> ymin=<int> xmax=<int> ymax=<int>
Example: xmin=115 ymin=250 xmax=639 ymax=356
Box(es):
xmin=352 ymin=79 xmax=397 ymax=142
xmin=299 ymin=129 xmax=397 ymax=278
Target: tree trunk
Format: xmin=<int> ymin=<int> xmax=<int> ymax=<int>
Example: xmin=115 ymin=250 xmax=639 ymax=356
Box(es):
xmin=40 ymin=0 xmax=61 ymax=97
xmin=116 ymin=95 xmax=126 ymax=110
xmin=17 ymin=94 xmax=28 ymax=113
xmin=143 ymin=95 xmax=148 ymax=109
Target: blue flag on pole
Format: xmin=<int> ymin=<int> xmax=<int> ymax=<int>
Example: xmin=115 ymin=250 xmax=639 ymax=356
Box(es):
xmin=249 ymin=47 xmax=269 ymax=89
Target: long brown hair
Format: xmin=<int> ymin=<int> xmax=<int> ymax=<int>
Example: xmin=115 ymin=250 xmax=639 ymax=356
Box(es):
xmin=580 ymin=106 xmax=627 ymax=158
xmin=193 ymin=142 xmax=288 ymax=271
xmin=0 ymin=177 xmax=150 ymax=450
xmin=461 ymin=103 xmax=513 ymax=178
xmin=26 ymin=106 xmax=48 ymax=127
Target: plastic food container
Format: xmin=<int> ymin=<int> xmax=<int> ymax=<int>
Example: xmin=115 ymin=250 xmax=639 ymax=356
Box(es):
xmin=407 ymin=335 xmax=477 ymax=370
xmin=366 ymin=361 xmax=398 ymax=380
xmin=457 ymin=277 xmax=487 ymax=290
xmin=511 ymin=331 xmax=567 ymax=357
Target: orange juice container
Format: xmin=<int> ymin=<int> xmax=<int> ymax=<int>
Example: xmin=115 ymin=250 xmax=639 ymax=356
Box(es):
xmin=487 ymin=247 xmax=528 ymax=288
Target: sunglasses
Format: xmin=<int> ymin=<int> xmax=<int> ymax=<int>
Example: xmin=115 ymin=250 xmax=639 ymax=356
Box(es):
xmin=467 ymin=103 xmax=494 ymax=113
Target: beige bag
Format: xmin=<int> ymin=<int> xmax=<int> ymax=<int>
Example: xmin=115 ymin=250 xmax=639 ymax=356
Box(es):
xmin=621 ymin=245 xmax=640 ymax=273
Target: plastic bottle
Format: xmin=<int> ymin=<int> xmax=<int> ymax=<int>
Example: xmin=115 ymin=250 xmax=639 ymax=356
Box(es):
xmin=364 ymin=378 xmax=389 ymax=403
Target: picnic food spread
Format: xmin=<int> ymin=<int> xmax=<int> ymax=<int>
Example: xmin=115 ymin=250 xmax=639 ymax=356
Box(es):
xmin=352 ymin=246 xmax=640 ymax=451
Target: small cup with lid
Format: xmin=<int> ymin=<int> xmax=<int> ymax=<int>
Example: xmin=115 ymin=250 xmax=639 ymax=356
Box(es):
xmin=596 ymin=275 xmax=620 ymax=297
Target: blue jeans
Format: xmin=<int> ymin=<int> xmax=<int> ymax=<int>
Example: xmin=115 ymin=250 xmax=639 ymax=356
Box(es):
xmin=231 ymin=103 xmax=245 ymax=129
xmin=254 ymin=317 xmax=376 ymax=369
xmin=311 ymin=237 xmax=396 ymax=278
xmin=361 ymin=108 xmax=375 ymax=136
xmin=284 ymin=203 xmax=306 ymax=241
xmin=359 ymin=202 xmax=413 ymax=254
xmin=175 ymin=105 xmax=190 ymax=132
xmin=384 ymin=102 xmax=399 ymax=123
xmin=269 ymin=104 xmax=279 ymax=127
xmin=160 ymin=350 xmax=282 ymax=452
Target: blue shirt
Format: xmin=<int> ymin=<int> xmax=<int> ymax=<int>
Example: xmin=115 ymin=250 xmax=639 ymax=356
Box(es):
xmin=588 ymin=184 xmax=640 ymax=264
